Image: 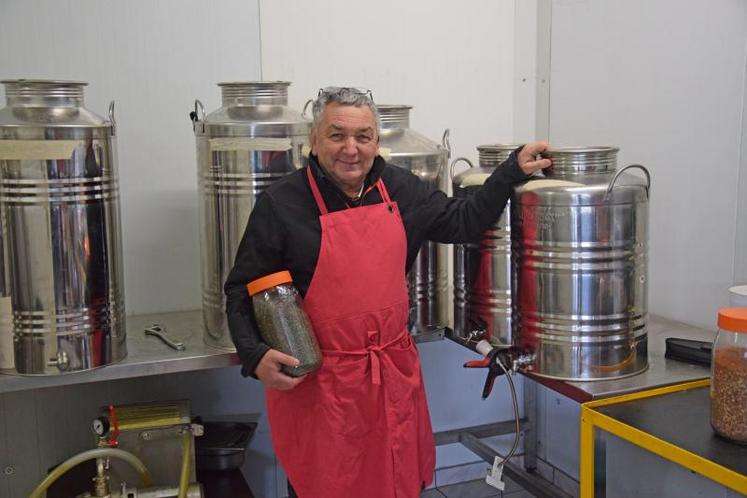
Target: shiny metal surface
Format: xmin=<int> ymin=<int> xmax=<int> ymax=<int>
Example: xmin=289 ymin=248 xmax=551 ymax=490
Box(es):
xmin=452 ymin=144 xmax=519 ymax=345
xmin=192 ymin=82 xmax=310 ymax=350
xmin=111 ymin=484 xmax=203 ymax=498
xmin=0 ymin=79 xmax=126 ymax=375
xmin=527 ymin=315 xmax=712 ymax=402
xmin=0 ymin=310 xmax=709 ymax=398
xmin=0 ymin=310 xmax=236 ymax=393
xmin=378 ymin=105 xmax=449 ymax=335
xmin=104 ymin=400 xmax=195 ymax=490
xmin=512 ymin=146 xmax=650 ymax=380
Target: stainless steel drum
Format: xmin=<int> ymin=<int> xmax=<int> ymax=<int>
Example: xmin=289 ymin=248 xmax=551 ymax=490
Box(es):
xmin=452 ymin=144 xmax=519 ymax=346
xmin=191 ymin=82 xmax=309 ymax=349
xmin=378 ymin=105 xmax=449 ymax=336
xmin=0 ymin=79 xmax=126 ymax=374
xmin=511 ymin=146 xmax=650 ymax=380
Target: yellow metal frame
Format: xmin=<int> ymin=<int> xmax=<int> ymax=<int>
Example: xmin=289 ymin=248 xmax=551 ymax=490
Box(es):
xmin=580 ymin=379 xmax=747 ymax=497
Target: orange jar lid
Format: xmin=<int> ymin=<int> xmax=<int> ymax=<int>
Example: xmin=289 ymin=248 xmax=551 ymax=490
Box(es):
xmin=717 ymin=308 xmax=747 ymax=333
xmin=247 ymin=270 xmax=293 ymax=296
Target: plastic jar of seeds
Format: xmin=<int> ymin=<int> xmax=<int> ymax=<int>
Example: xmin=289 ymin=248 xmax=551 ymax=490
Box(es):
xmin=247 ymin=271 xmax=322 ymax=377
xmin=710 ymin=307 xmax=747 ymax=443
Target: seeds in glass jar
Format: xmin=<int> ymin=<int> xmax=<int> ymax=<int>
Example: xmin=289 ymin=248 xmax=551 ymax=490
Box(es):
xmin=711 ymin=346 xmax=747 ymax=443
xmin=254 ymin=285 xmax=322 ymax=377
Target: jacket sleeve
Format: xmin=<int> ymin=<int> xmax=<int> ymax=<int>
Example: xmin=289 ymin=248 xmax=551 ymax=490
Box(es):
xmin=224 ymin=191 xmax=287 ymax=378
xmin=417 ymin=150 xmax=530 ymax=243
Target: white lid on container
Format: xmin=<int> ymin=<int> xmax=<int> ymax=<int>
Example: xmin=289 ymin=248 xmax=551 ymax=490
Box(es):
xmin=728 ymin=285 xmax=747 ymax=307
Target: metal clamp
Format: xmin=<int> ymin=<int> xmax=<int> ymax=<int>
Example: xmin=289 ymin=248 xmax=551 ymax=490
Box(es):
xmin=190 ymin=99 xmax=206 ymax=133
xmin=449 ymin=156 xmax=475 ymax=182
xmin=605 ymin=164 xmax=650 ymax=199
xmin=144 ymin=324 xmax=185 ymax=351
xmin=302 ymin=98 xmax=314 ymax=120
xmin=108 ymin=101 xmax=117 ymax=136
xmin=139 ymin=423 xmax=203 ymax=442
xmin=441 ymin=128 xmax=452 ymax=158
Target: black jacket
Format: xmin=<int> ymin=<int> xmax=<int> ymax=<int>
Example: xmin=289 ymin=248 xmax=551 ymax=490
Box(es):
xmin=224 ymin=151 xmax=529 ymax=377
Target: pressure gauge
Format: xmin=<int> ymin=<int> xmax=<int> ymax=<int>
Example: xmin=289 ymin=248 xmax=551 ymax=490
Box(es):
xmin=92 ymin=416 xmax=110 ymax=436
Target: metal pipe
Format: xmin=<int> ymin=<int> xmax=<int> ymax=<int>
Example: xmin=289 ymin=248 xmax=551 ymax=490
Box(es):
xmin=178 ymin=430 xmax=192 ymax=498
xmin=28 ymin=447 xmax=152 ymax=498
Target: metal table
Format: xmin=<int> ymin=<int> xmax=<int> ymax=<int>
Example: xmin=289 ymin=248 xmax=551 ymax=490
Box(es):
xmin=445 ymin=314 xmax=716 ymax=497
xmin=580 ymin=380 xmax=747 ymax=497
xmin=0 ymin=310 xmax=239 ymax=394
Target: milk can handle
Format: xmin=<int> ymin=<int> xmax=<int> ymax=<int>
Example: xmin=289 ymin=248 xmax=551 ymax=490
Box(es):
xmin=442 ymin=129 xmax=451 ymax=158
xmin=108 ymin=101 xmax=116 ymax=136
xmin=191 ymin=100 xmax=205 ymax=122
xmin=605 ymin=164 xmax=650 ymax=199
xmin=302 ymin=99 xmax=314 ymax=119
xmin=450 ymin=157 xmax=475 ymax=182
xmin=190 ymin=99 xmax=206 ymax=132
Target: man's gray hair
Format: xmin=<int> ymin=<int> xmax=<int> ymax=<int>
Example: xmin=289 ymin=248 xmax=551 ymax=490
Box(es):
xmin=312 ymin=87 xmax=380 ymax=130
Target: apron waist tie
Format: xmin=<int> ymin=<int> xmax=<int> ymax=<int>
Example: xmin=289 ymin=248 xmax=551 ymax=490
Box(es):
xmin=321 ymin=330 xmax=410 ymax=385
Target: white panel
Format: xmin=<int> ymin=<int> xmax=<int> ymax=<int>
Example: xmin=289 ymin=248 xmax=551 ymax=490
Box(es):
xmin=419 ymin=341 xmax=523 ymax=430
xmin=513 ymin=0 xmax=552 ymax=142
xmin=0 ymin=0 xmax=263 ymax=314
xmin=418 ymin=340 xmax=524 ymax=469
xmin=258 ymin=0 xmax=516 ymax=162
xmin=3 ymin=390 xmax=40 ymax=497
xmin=735 ymin=50 xmax=747 ymax=286
xmin=35 ymin=387 xmax=80 ymax=476
xmin=0 ymin=394 xmax=9 ymax=497
xmin=534 ymin=382 xmax=550 ymax=461
xmin=548 ymin=0 xmax=747 ymax=328
xmin=543 ymin=391 xmax=579 ymax=480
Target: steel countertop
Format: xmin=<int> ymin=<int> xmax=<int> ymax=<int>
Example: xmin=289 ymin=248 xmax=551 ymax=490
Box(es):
xmin=0 ymin=310 xmax=715 ymax=401
xmin=521 ymin=315 xmax=715 ymax=403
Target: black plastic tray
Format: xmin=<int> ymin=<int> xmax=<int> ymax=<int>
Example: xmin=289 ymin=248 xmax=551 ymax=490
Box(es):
xmin=196 ymin=421 xmax=257 ymax=471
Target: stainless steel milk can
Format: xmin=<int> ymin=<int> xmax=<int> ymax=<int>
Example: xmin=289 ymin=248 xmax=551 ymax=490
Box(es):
xmin=0 ymin=79 xmax=126 ymax=374
xmin=452 ymin=144 xmax=519 ymax=346
xmin=377 ymin=105 xmax=449 ymax=337
xmin=512 ymin=146 xmax=650 ymax=380
xmin=191 ymin=82 xmax=309 ymax=349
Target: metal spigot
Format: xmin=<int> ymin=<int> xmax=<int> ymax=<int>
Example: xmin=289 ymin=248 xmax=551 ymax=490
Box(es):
xmin=511 ymin=352 xmax=536 ymax=372
xmin=464 ymin=341 xmax=535 ymax=399
xmin=465 ymin=323 xmax=488 ymax=345
xmin=92 ymin=457 xmax=110 ymax=497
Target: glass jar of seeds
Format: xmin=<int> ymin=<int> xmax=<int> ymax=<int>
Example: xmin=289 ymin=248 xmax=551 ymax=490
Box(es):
xmin=710 ymin=308 xmax=747 ymax=444
xmin=247 ymin=271 xmax=322 ymax=377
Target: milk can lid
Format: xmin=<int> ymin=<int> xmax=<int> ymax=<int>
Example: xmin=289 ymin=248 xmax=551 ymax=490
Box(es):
xmin=247 ymin=271 xmax=293 ymax=296
xmin=717 ymin=308 xmax=747 ymax=333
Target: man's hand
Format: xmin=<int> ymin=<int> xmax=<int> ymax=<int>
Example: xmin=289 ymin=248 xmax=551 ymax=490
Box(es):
xmin=256 ymin=349 xmax=307 ymax=390
xmin=518 ymin=141 xmax=553 ymax=175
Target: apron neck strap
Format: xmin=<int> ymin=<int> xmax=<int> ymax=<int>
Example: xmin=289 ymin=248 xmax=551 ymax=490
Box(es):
xmin=306 ymin=166 xmax=329 ymax=215
xmin=306 ymin=166 xmax=392 ymax=215
xmin=376 ymin=179 xmax=392 ymax=205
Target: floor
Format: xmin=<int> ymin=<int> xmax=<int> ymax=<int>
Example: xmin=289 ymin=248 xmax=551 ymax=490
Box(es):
xmin=421 ymin=476 xmax=537 ymax=498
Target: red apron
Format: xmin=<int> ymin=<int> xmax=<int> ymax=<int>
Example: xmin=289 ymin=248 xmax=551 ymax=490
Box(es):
xmin=265 ymin=167 xmax=435 ymax=498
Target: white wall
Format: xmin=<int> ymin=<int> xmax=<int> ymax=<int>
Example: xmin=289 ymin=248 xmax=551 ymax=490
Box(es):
xmin=0 ymin=2 xmax=526 ymax=496
xmin=735 ymin=45 xmax=747 ymax=285
xmin=258 ymin=0 xmax=516 ymax=163
xmin=546 ymin=0 xmax=747 ymax=329
xmin=0 ymin=0 xmax=263 ymax=315
xmin=537 ymin=3 xmax=747 ymax=496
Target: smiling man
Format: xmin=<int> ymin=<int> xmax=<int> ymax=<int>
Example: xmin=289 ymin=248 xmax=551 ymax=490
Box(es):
xmin=224 ymin=87 xmax=552 ymax=498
